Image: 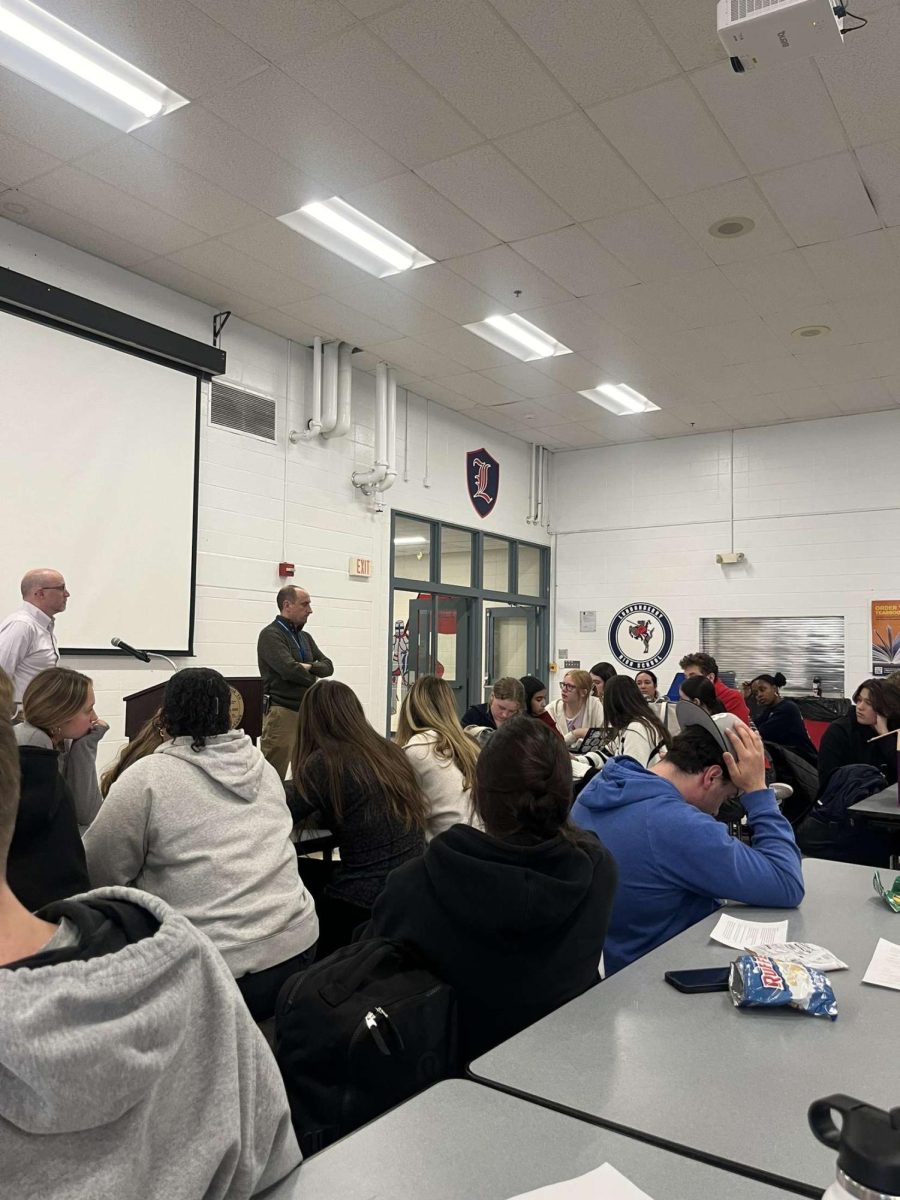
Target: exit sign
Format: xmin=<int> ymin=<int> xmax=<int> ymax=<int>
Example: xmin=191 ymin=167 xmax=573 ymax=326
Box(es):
xmin=349 ymin=556 xmax=372 ymax=578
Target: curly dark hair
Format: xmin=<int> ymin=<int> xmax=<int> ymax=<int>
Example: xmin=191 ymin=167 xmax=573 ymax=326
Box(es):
xmin=162 ymin=668 xmax=230 ymax=752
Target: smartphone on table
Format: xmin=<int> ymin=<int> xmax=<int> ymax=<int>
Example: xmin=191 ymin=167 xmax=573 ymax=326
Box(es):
xmin=664 ymin=967 xmax=731 ymax=994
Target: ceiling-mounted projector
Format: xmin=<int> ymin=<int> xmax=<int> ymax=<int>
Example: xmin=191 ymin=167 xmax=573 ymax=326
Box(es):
xmin=717 ymin=0 xmax=844 ymax=71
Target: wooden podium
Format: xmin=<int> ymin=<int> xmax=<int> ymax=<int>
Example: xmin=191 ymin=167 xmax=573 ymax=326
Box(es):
xmin=123 ymin=676 xmax=265 ymax=743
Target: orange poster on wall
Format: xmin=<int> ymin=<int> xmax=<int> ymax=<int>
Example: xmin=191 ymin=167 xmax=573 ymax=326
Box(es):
xmin=871 ymin=600 xmax=900 ymax=676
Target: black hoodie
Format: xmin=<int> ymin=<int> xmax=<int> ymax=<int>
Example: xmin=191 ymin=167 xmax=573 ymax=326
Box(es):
xmin=365 ymin=823 xmax=617 ymax=1062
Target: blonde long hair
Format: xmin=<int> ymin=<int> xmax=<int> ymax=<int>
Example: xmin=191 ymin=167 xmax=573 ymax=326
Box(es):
xmin=100 ymin=708 xmax=166 ymax=797
xmin=396 ymin=675 xmax=480 ymax=792
xmin=22 ymin=667 xmax=91 ymax=737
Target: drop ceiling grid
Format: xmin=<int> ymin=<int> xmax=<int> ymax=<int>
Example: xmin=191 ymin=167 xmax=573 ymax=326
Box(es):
xmin=0 ymin=0 xmax=899 ymax=448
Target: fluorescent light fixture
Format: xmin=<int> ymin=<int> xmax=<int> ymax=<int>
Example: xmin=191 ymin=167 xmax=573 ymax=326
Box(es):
xmin=0 ymin=0 xmax=188 ymax=131
xmin=579 ymin=383 xmax=659 ymax=416
xmin=278 ymin=197 xmax=433 ymax=278
xmin=393 ymin=536 xmax=429 ymax=546
xmin=464 ymin=313 xmax=572 ymax=362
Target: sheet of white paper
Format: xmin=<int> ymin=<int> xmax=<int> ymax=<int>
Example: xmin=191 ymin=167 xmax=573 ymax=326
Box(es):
xmin=709 ymin=914 xmax=789 ymax=950
xmin=745 ymin=942 xmax=848 ymax=971
xmin=505 ymin=1163 xmax=654 ymax=1200
xmin=862 ymin=939 xmax=900 ymax=991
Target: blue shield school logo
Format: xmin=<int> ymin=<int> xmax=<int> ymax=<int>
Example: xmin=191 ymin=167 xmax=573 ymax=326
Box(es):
xmin=608 ymin=603 xmax=674 ymax=671
xmin=466 ymin=448 xmax=499 ymax=518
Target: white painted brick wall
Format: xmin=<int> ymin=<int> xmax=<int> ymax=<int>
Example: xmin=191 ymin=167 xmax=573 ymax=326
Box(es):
xmin=552 ymin=414 xmax=900 ymax=698
xmin=1 ymin=219 xmax=547 ymax=770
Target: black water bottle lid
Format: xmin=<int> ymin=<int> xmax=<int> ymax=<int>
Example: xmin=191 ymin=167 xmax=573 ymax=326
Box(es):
xmin=810 ymin=1095 xmax=900 ymax=1194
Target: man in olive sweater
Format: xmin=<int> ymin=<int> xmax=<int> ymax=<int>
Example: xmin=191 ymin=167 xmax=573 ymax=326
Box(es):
xmin=257 ymin=585 xmax=334 ymax=779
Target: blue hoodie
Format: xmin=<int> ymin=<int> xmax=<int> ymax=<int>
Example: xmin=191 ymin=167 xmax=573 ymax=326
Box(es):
xmin=571 ymin=757 xmax=805 ymax=975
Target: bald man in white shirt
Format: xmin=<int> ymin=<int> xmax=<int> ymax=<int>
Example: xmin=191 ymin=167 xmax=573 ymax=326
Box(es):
xmin=0 ymin=570 xmax=69 ymax=703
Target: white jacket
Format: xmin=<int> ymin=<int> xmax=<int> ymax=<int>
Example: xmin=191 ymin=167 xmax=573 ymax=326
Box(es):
xmin=84 ymin=731 xmax=318 ymax=976
xmin=599 ymin=720 xmax=668 ymax=769
xmin=547 ymin=696 xmax=605 ymax=746
xmin=402 ymin=729 xmax=473 ymax=842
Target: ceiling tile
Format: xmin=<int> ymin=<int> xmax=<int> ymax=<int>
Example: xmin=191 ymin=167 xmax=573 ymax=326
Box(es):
xmin=530 ymin=352 xmax=606 ymax=391
xmin=822 ymin=378 xmax=896 ymax=415
xmin=581 ymin=283 xmax=690 ymax=339
xmin=0 ymin=192 xmax=151 ymax=268
xmin=0 ymin=68 xmax=119 ymax=160
xmin=466 ymin=404 xmax=529 ymax=433
xmin=188 ymin=0 xmax=356 ymax=61
xmin=516 ymin=299 xmax=640 ymax=359
xmin=344 ymin=172 xmax=497 ymax=260
xmin=0 ymin=130 xmax=59 ymax=187
xmin=792 ymin=342 xmax=892 ymax=385
xmin=135 ymin=104 xmax=324 ymax=217
xmin=342 ymin=0 xmax=401 ymax=13
xmin=443 ymin=244 xmax=570 ymax=308
xmin=35 ymin=0 xmax=267 ymax=99
xmin=834 ymin=292 xmax=900 ymax=343
xmin=639 ymin=0 xmax=726 ymax=71
xmin=202 ymin=67 xmax=404 ymax=194
xmin=387 ymin=263 xmax=503 ymax=323
xmin=439 ymin=374 xmax=525 ymax=406
xmin=277 ymin=295 xmax=403 ymax=344
xmin=221 ymin=220 xmax=375 ymax=292
xmin=237 ymin=307 xmax=330 ymax=344
xmin=693 ymin=317 xmax=788 ymax=366
xmin=280 ymin=25 xmax=483 ymax=167
xmin=496 ymin=113 xmax=654 ymax=225
xmin=326 ymin=277 xmax=453 ymax=336
xmin=664 ymin=179 xmax=792 ymax=264
xmin=815 ymin=3 xmax=900 ymax=147
xmin=512 ymin=226 xmax=638 ymax=296
xmin=537 ymin=392 xmax=607 ymax=423
xmin=417 ymin=144 xmax=571 ymax=241
xmin=762 ymin=386 xmax=841 ymax=419
xmin=856 ymin=139 xmax=900 ymax=227
xmin=415 ymin=325 xmax=513 ymax=369
xmin=587 ymin=78 xmax=746 ymax=198
xmin=489 ymin=398 xmax=557 ymax=423
xmin=528 ymin=421 xmax=597 ymax=448
xmin=365 ymin=337 xmax=470 ymax=377
xmin=733 ymin=356 xmax=818 ymax=394
xmin=758 ymin=302 xmax=855 ymax=353
xmin=19 ymin=166 xmax=208 ymax=255
xmin=477 ymin=363 xmax=563 ymax=399
xmin=721 ymin=250 xmax=828 ymax=313
xmin=625 ymin=409 xmax=693 ymax=439
xmin=371 ymin=0 xmax=572 ymax=138
xmin=718 ymin=393 xmax=787 ymax=425
xmin=132 ymin=257 xmax=265 ymax=317
xmin=166 ymin=240 xmax=318 ymax=307
xmin=642 ymin=267 xmax=758 ymax=330
xmin=659 ymin=400 xmax=736 ymax=431
xmin=401 ymin=377 xmax=479 ymax=411
xmin=802 ymin=231 xmax=900 ymax=300
xmin=691 ymin=58 xmax=847 ymax=175
xmin=584 ymin=204 xmax=712 ymax=282
xmin=72 ymin=138 xmax=260 ymax=235
xmin=489 ymin=0 xmax=678 ymax=107
xmin=757 ymin=153 xmax=880 ymax=246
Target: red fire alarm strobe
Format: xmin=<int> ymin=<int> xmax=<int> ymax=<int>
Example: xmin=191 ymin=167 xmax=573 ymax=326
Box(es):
xmin=278 ymin=562 xmax=295 ymax=578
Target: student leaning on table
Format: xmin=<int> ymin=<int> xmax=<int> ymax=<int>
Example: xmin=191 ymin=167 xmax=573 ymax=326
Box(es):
xmin=571 ymin=707 xmax=804 ymax=975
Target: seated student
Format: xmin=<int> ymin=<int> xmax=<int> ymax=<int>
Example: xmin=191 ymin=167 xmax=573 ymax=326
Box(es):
xmin=588 ymin=662 xmax=617 ymax=700
xmin=521 ymin=675 xmax=563 ymax=736
xmin=680 ymin=652 xmax=751 ymax=724
xmin=365 ymin=717 xmax=618 ymax=1062
xmin=290 ymin=679 xmax=426 ymax=956
xmin=591 ymin=675 xmax=671 ymax=768
xmin=9 ymin=667 xmax=105 ymax=911
xmin=0 ymin=715 xmax=302 ymax=1198
xmin=679 ymin=674 xmax=744 ymax=735
xmin=635 ymin=670 xmax=659 ymax=701
xmin=547 ymin=669 xmax=604 ymax=747
xmin=461 ymin=676 xmax=524 ymax=731
xmin=85 ymin=668 xmax=317 ymax=1021
xmin=395 ymin=675 xmax=479 ymax=841
xmin=571 ymin=710 xmax=804 ymax=975
xmin=750 ymin=673 xmax=817 ymax=764
xmin=818 ymin=678 xmax=899 ymax=794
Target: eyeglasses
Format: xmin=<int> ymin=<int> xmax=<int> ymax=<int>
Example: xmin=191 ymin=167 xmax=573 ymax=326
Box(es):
xmin=559 ymin=682 xmax=578 ymax=692
xmin=40 ymin=585 xmax=68 ymax=592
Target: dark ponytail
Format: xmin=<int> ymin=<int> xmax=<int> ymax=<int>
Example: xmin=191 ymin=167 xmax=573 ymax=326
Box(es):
xmin=752 ymin=672 xmax=786 ymax=689
xmin=163 ymin=668 xmax=231 ymax=752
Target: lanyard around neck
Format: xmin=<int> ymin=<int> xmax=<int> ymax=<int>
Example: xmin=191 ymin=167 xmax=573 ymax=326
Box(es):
xmin=277 ymin=618 xmax=308 ymax=658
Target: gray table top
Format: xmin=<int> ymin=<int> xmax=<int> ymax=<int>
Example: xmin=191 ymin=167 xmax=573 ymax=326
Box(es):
xmin=259 ymin=1081 xmax=797 ymax=1199
xmin=850 ymin=785 xmax=900 ymax=821
xmin=470 ymin=859 xmax=900 ymax=1197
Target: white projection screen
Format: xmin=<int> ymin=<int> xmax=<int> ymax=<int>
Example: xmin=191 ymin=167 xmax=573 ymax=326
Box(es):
xmin=0 ymin=309 xmax=199 ymax=653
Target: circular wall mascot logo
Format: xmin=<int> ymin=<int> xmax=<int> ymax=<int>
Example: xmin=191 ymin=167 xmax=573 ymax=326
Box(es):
xmin=608 ymin=602 xmax=674 ymax=672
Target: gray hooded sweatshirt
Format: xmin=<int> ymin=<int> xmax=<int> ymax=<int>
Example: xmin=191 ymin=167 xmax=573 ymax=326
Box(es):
xmin=83 ymin=731 xmax=318 ymax=977
xmin=0 ymin=886 xmax=301 ymax=1199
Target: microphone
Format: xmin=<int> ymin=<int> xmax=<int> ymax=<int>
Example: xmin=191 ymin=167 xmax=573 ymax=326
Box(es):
xmin=111 ymin=637 xmax=152 ymax=664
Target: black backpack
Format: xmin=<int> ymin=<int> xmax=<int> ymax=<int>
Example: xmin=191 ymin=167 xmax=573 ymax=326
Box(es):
xmin=274 ymin=938 xmax=458 ymax=1155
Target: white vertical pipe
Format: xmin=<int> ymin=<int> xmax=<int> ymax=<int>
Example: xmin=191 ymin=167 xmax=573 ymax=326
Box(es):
xmin=378 ymin=369 xmax=398 ymax=493
xmin=302 ymin=336 xmax=323 ymax=439
xmin=323 ymin=341 xmax=352 ymax=439
xmin=320 ymin=340 xmax=339 ymax=435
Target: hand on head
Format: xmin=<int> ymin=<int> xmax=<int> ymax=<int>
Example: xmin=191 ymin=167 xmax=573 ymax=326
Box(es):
xmin=722 ymin=723 xmax=767 ymax=795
